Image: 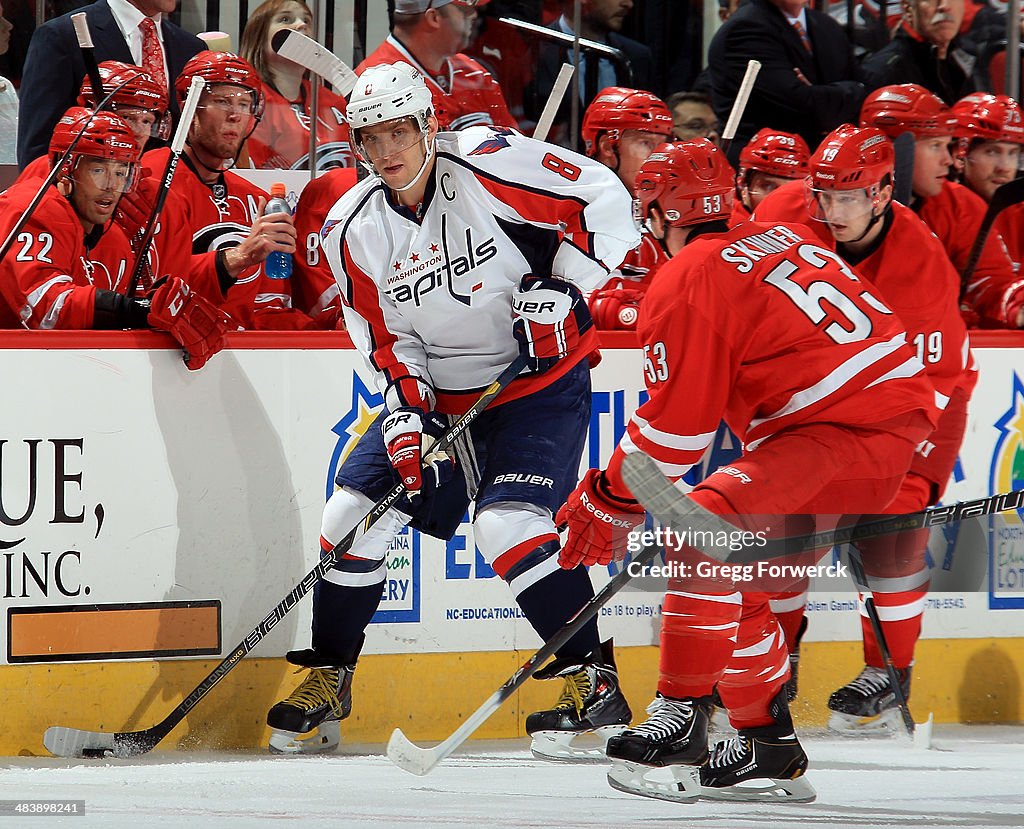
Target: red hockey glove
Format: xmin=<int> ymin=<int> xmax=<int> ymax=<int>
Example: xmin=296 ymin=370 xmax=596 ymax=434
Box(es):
xmin=556 ymin=469 xmax=646 ymax=569
xmin=147 ymin=277 xmax=232 ymax=371
xmin=381 ymin=407 xmax=456 ymax=504
xmin=114 ymin=175 xmax=159 ymax=239
xmin=512 ymin=275 xmax=592 ymax=373
xmin=588 ymin=278 xmax=648 ymax=330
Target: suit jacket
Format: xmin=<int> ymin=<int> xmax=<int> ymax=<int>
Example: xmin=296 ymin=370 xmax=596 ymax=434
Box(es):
xmin=523 ymin=24 xmax=654 ymax=149
xmin=708 ymin=0 xmax=865 ymax=165
xmin=17 ymin=0 xmax=204 ymax=168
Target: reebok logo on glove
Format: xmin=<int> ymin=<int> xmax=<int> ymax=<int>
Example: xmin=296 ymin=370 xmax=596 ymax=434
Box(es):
xmin=580 ymin=490 xmax=637 ymax=528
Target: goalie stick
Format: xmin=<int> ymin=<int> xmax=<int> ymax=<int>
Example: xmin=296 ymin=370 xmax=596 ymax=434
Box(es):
xmin=960 ymin=176 xmax=1024 ymax=288
xmin=125 ymin=76 xmax=205 ymax=299
xmin=43 ymin=356 xmax=528 ymax=759
xmin=271 ymin=29 xmax=357 ymax=96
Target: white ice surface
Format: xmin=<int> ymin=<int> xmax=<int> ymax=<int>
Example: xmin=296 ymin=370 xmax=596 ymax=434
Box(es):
xmin=2 ymin=725 xmax=1023 ymax=828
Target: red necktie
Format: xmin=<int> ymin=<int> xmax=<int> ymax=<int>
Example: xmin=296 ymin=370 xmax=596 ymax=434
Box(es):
xmin=792 ymin=19 xmax=812 ymax=53
xmin=139 ymin=17 xmax=167 ymax=93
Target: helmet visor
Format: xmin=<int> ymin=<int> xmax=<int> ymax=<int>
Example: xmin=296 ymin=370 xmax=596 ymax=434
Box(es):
xmin=74 ymin=156 xmax=138 ymax=194
xmin=807 ymin=183 xmax=877 ymax=225
xmin=356 ymin=117 xmax=426 ymax=161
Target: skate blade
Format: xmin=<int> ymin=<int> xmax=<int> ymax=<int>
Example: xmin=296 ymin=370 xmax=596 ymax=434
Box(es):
xmin=827 ymin=708 xmax=905 ymax=737
xmin=530 ymin=725 xmax=627 ymax=763
xmin=268 ymin=720 xmax=340 ymax=755
xmin=700 ymin=773 xmax=817 ymax=803
xmin=607 ymin=759 xmax=701 ymax=804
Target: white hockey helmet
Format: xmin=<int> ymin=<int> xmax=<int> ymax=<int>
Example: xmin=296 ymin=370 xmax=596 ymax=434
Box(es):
xmin=348 ymin=61 xmax=434 ymax=134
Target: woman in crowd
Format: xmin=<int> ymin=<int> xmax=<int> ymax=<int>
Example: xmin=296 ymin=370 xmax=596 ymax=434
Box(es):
xmin=239 ymin=0 xmax=354 ymax=172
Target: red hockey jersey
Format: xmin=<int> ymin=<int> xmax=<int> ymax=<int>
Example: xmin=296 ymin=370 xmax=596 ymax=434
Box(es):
xmin=358 ymin=36 xmax=516 ymax=132
xmin=605 ymin=222 xmax=938 ymax=488
xmin=916 ymin=181 xmax=1022 ymax=329
xmin=0 ymin=179 xmax=96 ymax=328
xmin=143 ymin=147 xmax=313 ymax=330
xmin=246 ymin=80 xmax=355 ymax=173
xmin=291 ymin=167 xmax=358 ymax=328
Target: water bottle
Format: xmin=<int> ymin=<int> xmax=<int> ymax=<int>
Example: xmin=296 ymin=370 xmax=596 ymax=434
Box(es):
xmin=264 ymin=182 xmax=293 ymax=280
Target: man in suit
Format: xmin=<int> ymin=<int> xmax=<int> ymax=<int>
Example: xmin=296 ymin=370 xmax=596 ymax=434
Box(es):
xmin=17 ymin=0 xmax=203 ymax=168
xmin=708 ymin=0 xmax=865 ymax=165
xmin=524 ymin=0 xmax=653 ymax=149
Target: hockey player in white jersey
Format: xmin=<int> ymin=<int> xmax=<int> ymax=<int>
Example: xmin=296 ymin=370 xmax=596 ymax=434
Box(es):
xmin=265 ymin=61 xmax=641 ymax=758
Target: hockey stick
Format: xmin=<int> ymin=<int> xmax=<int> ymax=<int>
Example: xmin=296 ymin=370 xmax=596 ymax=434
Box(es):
xmin=43 ymin=356 xmax=528 ymax=759
xmin=533 ymin=63 xmax=574 ymax=143
xmin=844 ymin=548 xmax=932 ymax=747
xmin=386 ymin=514 xmax=669 ymax=775
xmin=0 ymin=79 xmax=135 ymax=268
xmin=125 ymin=75 xmax=204 ymax=299
xmin=720 ymin=59 xmax=761 ymax=158
xmin=71 ymin=13 xmax=106 ymax=114
xmin=619 ymin=451 xmax=1024 ymax=561
xmin=960 ymin=176 xmax=1024 ymax=288
xmin=892 ymin=133 xmax=915 ymax=206
xmin=271 ymin=29 xmax=357 ymax=96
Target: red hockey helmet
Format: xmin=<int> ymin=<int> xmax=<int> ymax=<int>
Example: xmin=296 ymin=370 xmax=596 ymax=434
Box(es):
xmin=809 ymin=124 xmax=894 ymax=191
xmin=581 ymin=87 xmax=673 ymax=157
xmin=859 ymin=84 xmax=957 ymax=139
xmin=77 ymin=61 xmax=171 ymax=140
xmin=634 ymin=138 xmax=734 ymax=227
xmin=175 ymin=51 xmax=265 ymax=120
xmin=49 ymin=107 xmax=142 ymax=191
xmin=738 ymin=129 xmax=810 ymax=179
xmin=951 ymin=93 xmax=1024 ymax=143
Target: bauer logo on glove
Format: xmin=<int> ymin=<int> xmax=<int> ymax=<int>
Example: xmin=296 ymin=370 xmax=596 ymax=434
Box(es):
xmin=511 ymin=274 xmax=593 ymax=373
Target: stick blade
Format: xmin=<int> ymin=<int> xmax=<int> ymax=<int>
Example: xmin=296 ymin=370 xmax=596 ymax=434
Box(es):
xmin=44 ymin=726 xmax=115 ymax=758
xmin=620 ymin=452 xmax=689 ymax=525
xmin=386 ymin=728 xmax=440 ymax=776
xmin=272 ymin=29 xmax=357 ymax=96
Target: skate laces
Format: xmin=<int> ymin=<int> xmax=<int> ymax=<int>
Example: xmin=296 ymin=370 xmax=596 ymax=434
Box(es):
xmin=707 ymin=735 xmax=751 ymax=769
xmin=282 ymin=667 xmax=343 ymax=714
xmin=630 ymin=696 xmax=694 ymax=740
xmin=848 ymin=666 xmax=891 ymax=696
xmin=553 ymin=668 xmax=593 ymax=715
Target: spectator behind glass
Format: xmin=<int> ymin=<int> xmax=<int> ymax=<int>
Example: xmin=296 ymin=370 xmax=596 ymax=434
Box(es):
xmin=16 ymin=0 xmax=205 ymax=169
xmin=358 ymin=0 xmax=516 ymax=131
xmin=524 ymin=0 xmax=654 ymax=148
xmin=861 ymin=0 xmax=978 ymax=103
xmin=667 ymin=91 xmax=722 ymax=143
xmin=707 ymin=0 xmax=866 ymax=166
xmin=239 ymin=0 xmax=355 ymax=172
xmin=0 ymin=3 xmax=17 ymax=164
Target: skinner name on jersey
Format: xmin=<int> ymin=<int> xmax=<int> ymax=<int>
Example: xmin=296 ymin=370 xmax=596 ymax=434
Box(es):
xmin=719 ymin=225 xmax=803 ymax=273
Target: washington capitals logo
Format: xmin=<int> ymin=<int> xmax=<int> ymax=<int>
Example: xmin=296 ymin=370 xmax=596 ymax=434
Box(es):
xmin=321 ymin=218 xmax=341 ymax=241
xmin=468 ymin=128 xmax=514 ymax=156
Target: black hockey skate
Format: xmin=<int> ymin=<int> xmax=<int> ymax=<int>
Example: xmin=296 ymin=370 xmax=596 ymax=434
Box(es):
xmin=525 ymin=640 xmax=632 ymax=762
xmin=700 ymin=691 xmax=816 ymax=802
xmin=267 ymin=649 xmax=354 ymax=755
xmin=604 ymin=694 xmax=714 ymax=803
xmin=827 ymin=664 xmax=912 ymax=735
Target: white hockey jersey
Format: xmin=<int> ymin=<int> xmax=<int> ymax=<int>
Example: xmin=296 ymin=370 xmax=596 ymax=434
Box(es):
xmin=321 ymin=126 xmax=640 ymax=415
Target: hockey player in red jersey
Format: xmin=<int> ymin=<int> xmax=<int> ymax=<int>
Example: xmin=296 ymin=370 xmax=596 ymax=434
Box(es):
xmin=135 ymin=51 xmax=319 ymax=329
xmin=557 ymin=138 xmax=937 ymax=802
xmin=358 ymin=0 xmax=516 ymax=132
xmin=265 ymin=61 xmax=640 ymax=758
xmin=731 ymin=129 xmax=810 ymax=225
xmin=953 ymin=93 xmax=1024 ymax=288
xmin=860 ymin=84 xmax=1023 ymax=328
xmin=0 ymin=109 xmax=230 ymax=370
xmin=580 ymin=87 xmax=673 ymax=330
xmin=239 ymin=0 xmax=355 ymax=172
